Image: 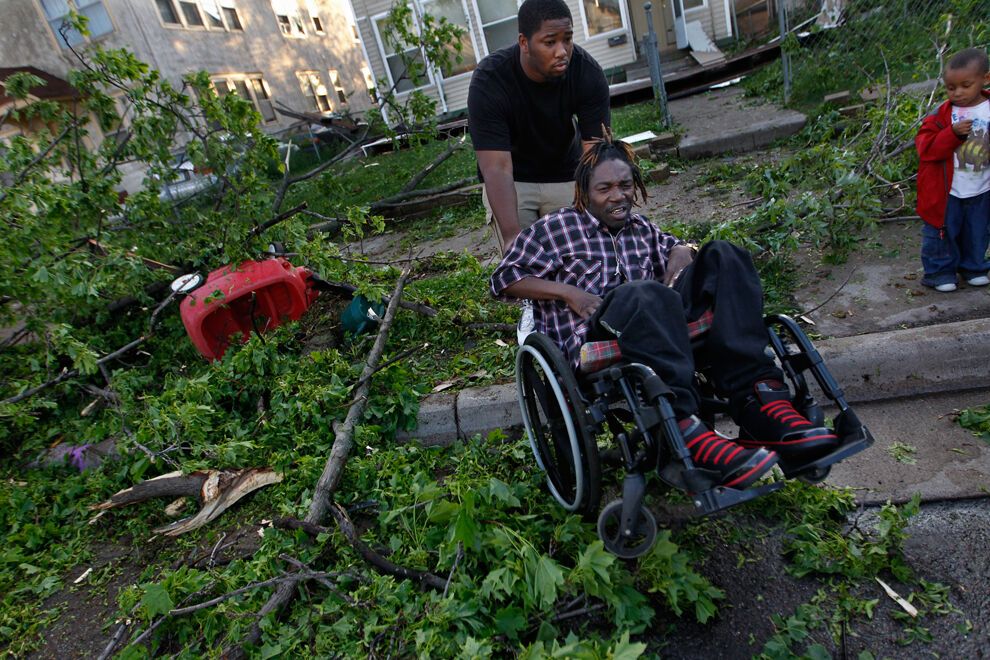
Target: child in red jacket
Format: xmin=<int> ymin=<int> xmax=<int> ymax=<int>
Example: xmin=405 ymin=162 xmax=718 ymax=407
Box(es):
xmin=915 ymin=48 xmax=990 ymax=292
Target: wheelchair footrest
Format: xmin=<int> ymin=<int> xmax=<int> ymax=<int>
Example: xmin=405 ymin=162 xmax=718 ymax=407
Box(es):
xmin=779 ymin=425 xmax=875 ymax=481
xmin=690 ymin=480 xmax=784 ymax=516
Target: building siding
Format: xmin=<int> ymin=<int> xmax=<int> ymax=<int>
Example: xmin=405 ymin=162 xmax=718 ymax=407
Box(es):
xmin=0 ymin=0 xmax=374 ymax=133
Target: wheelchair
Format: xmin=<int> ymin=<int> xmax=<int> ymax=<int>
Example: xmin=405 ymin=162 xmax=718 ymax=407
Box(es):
xmin=515 ymin=313 xmax=874 ymax=559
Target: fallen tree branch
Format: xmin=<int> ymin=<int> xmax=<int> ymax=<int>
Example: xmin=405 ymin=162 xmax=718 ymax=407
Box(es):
xmin=370 ymin=177 xmax=476 ymax=209
xmin=399 ymin=135 xmax=466 ymax=194
xmin=91 ymin=468 xmax=282 ymax=536
xmin=233 ymin=267 xmax=412 ymax=654
xmin=329 ymin=502 xmax=447 ymax=591
xmin=247 ymin=203 xmax=307 ymax=240
xmin=350 ymin=342 xmax=428 ymax=391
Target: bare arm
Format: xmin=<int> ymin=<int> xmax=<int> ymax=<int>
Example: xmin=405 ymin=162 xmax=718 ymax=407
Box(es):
xmin=476 ymin=150 xmax=521 ymax=247
xmin=503 ymin=277 xmax=602 ymax=319
xmin=663 ymin=244 xmax=696 ymax=285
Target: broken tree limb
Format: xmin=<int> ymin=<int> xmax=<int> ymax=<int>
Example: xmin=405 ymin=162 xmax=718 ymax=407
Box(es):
xmin=247 ymin=202 xmax=307 ymax=240
xmin=233 ymin=268 xmax=411 ymax=654
xmin=1 ymin=336 xmax=147 ymax=406
xmin=370 ymin=182 xmax=481 ymax=220
xmin=308 ymin=267 xmax=410 ymax=522
xmin=399 ymin=135 xmax=466 ymax=194
xmin=329 ymin=502 xmax=447 ymax=591
xmin=90 ymin=468 xmax=283 ymax=536
xmin=370 ymin=177 xmax=477 ymax=209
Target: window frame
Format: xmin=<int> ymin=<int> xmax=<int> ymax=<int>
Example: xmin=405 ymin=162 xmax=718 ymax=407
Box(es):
xmin=576 ymin=0 xmax=629 ymax=41
xmin=469 ymin=0 xmax=520 ymax=57
xmin=328 ymin=69 xmax=348 ymax=106
xmin=155 ymin=0 xmax=244 ymax=31
xmin=38 ymin=0 xmax=115 ymax=49
xmin=273 ymin=1 xmax=307 ymax=38
xmin=370 ymin=10 xmax=434 ymax=95
xmin=682 ymin=0 xmax=707 ymax=11
xmin=296 ymin=70 xmax=332 ymax=113
xmin=211 ymin=74 xmax=278 ymax=124
xmin=416 ymin=0 xmax=481 ymax=81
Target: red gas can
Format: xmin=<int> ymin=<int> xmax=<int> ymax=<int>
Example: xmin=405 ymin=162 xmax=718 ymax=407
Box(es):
xmin=180 ymin=258 xmax=319 ymax=360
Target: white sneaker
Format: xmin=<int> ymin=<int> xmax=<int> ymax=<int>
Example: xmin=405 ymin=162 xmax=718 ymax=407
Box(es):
xmin=935 ymin=282 xmax=958 ymax=292
xmin=516 ymin=300 xmax=535 ymax=345
xmin=966 ymin=275 xmax=990 ymax=286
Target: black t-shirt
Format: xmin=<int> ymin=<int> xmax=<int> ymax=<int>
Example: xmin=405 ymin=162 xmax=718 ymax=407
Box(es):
xmin=467 ymin=43 xmax=610 ymax=183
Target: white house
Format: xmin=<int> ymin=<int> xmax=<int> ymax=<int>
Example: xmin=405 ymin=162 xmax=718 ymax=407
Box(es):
xmin=349 ymin=0 xmax=741 ymax=117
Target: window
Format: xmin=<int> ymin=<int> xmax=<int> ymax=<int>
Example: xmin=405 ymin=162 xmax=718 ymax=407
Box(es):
xmin=297 ymin=71 xmax=331 ymax=112
xmin=222 ymin=6 xmax=242 ymax=29
xmin=157 ymin=0 xmax=243 ymax=30
xmin=212 ymin=75 xmax=278 ymax=123
xmin=580 ymin=0 xmax=623 ymax=37
xmin=420 ymin=0 xmax=478 ymax=77
xmin=329 ymin=70 xmax=347 ymax=105
xmin=201 ymin=1 xmax=224 ymax=28
xmin=373 ymin=13 xmax=429 ymax=93
xmin=179 ymin=0 xmax=205 ymax=26
xmin=273 ymin=0 xmax=306 ymax=37
xmin=473 ymin=0 xmax=518 ymax=54
xmin=40 ymin=0 xmax=113 ymax=48
xmin=250 ymin=79 xmax=276 ymax=121
xmin=156 ymin=0 xmax=180 ymax=24
xmin=682 ymin=0 xmax=705 ymax=9
xmin=304 ymin=0 xmax=324 ymax=33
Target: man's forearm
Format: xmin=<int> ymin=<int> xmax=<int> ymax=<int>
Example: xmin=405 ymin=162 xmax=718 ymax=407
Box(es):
xmin=485 ymin=171 xmax=521 ymax=244
xmin=503 ymin=277 xmax=572 ymax=302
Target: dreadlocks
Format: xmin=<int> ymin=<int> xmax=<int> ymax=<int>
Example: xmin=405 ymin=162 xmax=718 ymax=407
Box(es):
xmin=572 ymin=130 xmax=649 ymax=213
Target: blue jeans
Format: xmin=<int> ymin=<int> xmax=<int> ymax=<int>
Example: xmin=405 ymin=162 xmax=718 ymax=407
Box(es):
xmin=921 ymin=190 xmax=990 ymax=286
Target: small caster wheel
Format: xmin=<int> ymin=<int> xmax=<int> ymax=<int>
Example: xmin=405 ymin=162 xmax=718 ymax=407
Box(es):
xmin=797 ymin=465 xmax=831 ymax=484
xmin=267 ymin=241 xmax=287 ymax=256
xmin=596 ymin=499 xmax=658 ymax=559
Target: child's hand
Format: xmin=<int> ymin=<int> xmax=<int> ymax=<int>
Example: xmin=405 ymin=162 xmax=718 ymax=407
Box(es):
xmin=952 ymin=119 xmax=973 ymax=137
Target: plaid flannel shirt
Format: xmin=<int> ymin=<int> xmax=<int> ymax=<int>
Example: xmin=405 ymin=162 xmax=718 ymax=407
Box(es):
xmin=490 ymin=208 xmax=684 ymax=368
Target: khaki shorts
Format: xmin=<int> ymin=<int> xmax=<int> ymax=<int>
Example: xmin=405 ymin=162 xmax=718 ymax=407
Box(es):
xmin=483 ymin=180 xmax=575 ymax=254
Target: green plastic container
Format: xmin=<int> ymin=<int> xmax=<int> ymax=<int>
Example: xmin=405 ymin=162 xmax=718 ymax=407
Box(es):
xmin=341 ymin=295 xmax=385 ymax=335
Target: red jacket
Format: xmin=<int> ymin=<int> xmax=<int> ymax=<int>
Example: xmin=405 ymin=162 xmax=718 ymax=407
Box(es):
xmin=915 ymin=89 xmax=990 ymax=229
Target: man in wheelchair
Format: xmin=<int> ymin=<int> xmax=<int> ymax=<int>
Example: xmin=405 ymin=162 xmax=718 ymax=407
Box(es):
xmin=492 ymin=135 xmax=840 ymax=484
xmin=490 ymin=135 xmax=872 ymax=555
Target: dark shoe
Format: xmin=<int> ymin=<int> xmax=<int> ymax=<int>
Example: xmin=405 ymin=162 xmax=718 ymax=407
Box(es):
xmin=678 ymin=416 xmax=778 ymax=489
xmin=735 ymin=380 xmax=839 ymax=462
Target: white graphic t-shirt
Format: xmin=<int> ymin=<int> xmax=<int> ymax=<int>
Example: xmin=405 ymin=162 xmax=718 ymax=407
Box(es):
xmin=951 ymin=99 xmax=990 ymax=198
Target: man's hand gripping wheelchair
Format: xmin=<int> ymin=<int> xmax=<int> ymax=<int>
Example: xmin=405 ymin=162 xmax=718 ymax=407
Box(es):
xmin=515 ymin=314 xmax=874 ymax=559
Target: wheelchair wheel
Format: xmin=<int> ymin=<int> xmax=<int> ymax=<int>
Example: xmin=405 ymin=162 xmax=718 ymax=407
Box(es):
xmin=516 ymin=333 xmax=601 ymax=516
xmin=596 ymin=499 xmax=658 ymax=559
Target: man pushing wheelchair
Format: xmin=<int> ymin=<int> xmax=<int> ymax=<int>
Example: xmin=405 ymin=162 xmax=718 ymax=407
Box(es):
xmin=491 ymin=134 xmax=872 ymax=556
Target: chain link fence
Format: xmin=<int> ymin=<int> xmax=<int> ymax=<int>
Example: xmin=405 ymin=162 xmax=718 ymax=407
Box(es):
xmin=765 ymin=0 xmax=990 ymax=106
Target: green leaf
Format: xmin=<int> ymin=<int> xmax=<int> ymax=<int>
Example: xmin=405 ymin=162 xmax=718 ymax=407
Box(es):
xmin=609 ymin=631 xmax=647 ymax=660
xmin=140 ymin=582 xmax=174 ymax=618
xmin=494 ymin=606 xmax=526 ymax=639
xmin=529 ymin=554 xmax=564 ymax=609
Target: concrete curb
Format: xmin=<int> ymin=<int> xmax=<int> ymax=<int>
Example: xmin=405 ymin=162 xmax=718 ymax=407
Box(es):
xmin=398 ymin=318 xmax=990 ymax=447
xmin=677 ymin=113 xmax=807 ymax=160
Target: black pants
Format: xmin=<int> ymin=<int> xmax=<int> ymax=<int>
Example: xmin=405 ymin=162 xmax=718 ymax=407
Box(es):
xmin=587 ymin=240 xmax=780 ymax=419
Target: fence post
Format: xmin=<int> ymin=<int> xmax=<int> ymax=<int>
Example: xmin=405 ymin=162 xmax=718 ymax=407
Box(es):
xmin=643 ymin=2 xmax=672 ymax=129
xmin=777 ymin=0 xmax=791 ymax=103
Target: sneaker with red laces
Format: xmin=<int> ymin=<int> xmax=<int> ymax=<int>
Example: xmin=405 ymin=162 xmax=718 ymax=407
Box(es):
xmin=735 ymin=380 xmax=839 ymax=463
xmin=678 ymin=416 xmax=778 ymax=489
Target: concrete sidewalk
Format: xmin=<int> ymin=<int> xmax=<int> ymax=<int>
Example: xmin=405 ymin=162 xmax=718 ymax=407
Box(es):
xmin=623 ymin=86 xmax=808 ymax=160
